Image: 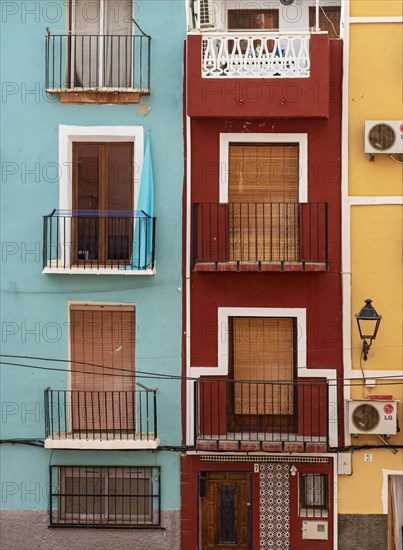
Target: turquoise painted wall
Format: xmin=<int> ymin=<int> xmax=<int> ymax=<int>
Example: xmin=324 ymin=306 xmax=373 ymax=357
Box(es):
xmin=0 ymin=445 xmax=181 ymax=509
xmin=0 ymin=0 xmax=185 ymax=511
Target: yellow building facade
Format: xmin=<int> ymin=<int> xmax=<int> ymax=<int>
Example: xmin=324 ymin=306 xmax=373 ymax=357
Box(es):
xmin=339 ymin=1 xmax=403 ymax=549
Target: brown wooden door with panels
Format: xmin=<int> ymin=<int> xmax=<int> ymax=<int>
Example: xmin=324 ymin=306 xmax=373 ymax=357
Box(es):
xmin=229 ymin=317 xmax=297 ymax=433
xmin=227 ymin=10 xmax=279 ymax=55
xmin=70 ymin=305 xmax=135 ymax=433
xmin=309 ymin=7 xmax=341 ymax=39
xmin=72 ymin=142 xmax=133 ymax=266
xmin=200 ymin=472 xmax=250 ymax=550
xmin=228 ymin=143 xmax=299 ymax=262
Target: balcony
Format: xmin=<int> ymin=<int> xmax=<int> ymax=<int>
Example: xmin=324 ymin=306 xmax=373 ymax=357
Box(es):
xmin=202 ymin=33 xmax=311 ymax=79
xmin=193 ymin=202 xmax=328 ymax=272
xmin=45 ymin=30 xmax=151 ymax=103
xmin=43 ymin=210 xmax=156 ymax=275
xmin=186 ymin=32 xmax=332 ymax=118
xmin=194 ymin=379 xmax=329 ymax=452
xmin=44 ymin=388 xmax=159 ymax=450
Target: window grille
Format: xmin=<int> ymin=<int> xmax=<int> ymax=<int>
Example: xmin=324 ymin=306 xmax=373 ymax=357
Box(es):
xmin=299 ymin=473 xmax=329 ymax=518
xmin=50 ymin=466 xmax=161 ymax=527
xmin=199 ymin=0 xmax=215 ymax=28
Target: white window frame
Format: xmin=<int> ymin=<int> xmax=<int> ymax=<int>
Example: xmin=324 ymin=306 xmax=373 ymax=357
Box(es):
xmin=50 ymin=125 xmax=144 ymax=271
xmin=217 ymin=306 xmax=306 ymax=376
xmin=219 ymin=133 xmax=308 ymax=204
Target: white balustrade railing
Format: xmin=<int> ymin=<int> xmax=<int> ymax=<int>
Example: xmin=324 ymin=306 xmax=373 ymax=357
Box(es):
xmin=202 ymin=33 xmax=311 ymax=78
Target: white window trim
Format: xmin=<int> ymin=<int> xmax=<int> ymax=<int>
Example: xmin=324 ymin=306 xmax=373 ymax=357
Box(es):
xmin=189 ymin=306 xmax=337 ymax=447
xmin=216 ymin=306 xmax=307 ymax=376
xmin=382 ymin=470 xmax=403 ymax=514
xmin=46 ymin=125 xmax=145 ymax=272
xmin=219 ymin=133 xmax=308 ymax=204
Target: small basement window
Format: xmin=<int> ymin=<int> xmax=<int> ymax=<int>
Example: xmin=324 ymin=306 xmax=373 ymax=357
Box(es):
xmin=50 ymin=466 xmax=160 ymax=527
xmin=299 ymin=473 xmax=329 ymax=518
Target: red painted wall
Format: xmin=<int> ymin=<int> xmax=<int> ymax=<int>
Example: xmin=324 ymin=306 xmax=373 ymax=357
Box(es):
xmin=186 ymin=35 xmax=337 ymax=119
xmin=182 ymin=38 xmax=343 ymax=550
xmin=181 ymin=455 xmax=335 ymax=550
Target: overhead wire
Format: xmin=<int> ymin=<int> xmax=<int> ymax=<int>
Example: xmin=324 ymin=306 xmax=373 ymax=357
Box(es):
xmin=1 ymin=355 xmax=403 ymax=386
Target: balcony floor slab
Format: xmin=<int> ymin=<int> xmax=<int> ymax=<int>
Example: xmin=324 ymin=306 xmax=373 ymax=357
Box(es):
xmin=43 ymin=267 xmax=155 ymax=276
xmin=45 ymin=436 xmax=160 ymax=450
xmin=194 ymin=261 xmax=327 ymax=272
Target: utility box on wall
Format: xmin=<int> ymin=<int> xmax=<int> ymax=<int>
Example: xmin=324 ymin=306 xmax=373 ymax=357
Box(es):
xmin=302 ymin=520 xmax=328 ymax=540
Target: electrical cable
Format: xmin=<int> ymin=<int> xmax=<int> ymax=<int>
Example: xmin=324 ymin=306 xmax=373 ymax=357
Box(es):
xmin=1 ymin=359 xmax=403 ymax=386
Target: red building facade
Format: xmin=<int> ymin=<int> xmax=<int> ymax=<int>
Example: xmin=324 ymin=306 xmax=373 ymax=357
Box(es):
xmin=182 ymin=8 xmax=343 ymax=548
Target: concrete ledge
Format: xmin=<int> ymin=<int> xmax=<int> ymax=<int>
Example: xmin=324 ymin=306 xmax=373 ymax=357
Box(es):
xmin=44 ymin=437 xmax=160 ymax=450
xmin=42 ymin=267 xmax=155 ymax=276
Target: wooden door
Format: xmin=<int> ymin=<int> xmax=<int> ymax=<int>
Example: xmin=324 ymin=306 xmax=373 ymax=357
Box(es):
xmin=229 ymin=317 xmax=296 ymax=433
xmin=227 ymin=10 xmax=279 ymax=54
xmin=227 ymin=10 xmax=279 ymax=30
xmin=70 ymin=305 xmax=135 ymax=433
xmin=228 ymin=144 xmax=299 ymax=262
xmin=200 ymin=472 xmax=250 ymax=550
xmin=309 ymin=7 xmax=341 ymax=39
xmin=72 ymin=142 xmax=134 ymax=266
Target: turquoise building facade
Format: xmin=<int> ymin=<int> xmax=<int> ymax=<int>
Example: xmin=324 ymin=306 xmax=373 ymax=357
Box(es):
xmin=0 ymin=1 xmax=184 ymax=547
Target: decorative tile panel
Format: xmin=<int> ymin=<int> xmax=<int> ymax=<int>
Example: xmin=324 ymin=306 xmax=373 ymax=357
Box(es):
xmin=259 ymin=463 xmax=290 ymax=550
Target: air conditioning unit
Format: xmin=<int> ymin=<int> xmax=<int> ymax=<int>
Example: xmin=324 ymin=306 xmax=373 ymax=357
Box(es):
xmin=365 ymin=121 xmax=403 ymax=154
xmin=348 ymin=399 xmax=398 ymax=435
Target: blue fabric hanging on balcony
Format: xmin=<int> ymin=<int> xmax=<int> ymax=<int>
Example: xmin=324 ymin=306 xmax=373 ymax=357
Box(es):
xmin=129 ymin=131 xmax=154 ymax=270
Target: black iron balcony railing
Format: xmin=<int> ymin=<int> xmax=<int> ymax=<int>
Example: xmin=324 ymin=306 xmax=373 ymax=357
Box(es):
xmin=193 ymin=202 xmax=328 ymax=270
xmin=194 ymin=379 xmax=329 ymax=449
xmin=45 ymin=388 xmax=157 ymax=442
xmin=43 ymin=210 xmax=156 ymax=272
xmin=45 ymin=31 xmax=151 ymax=92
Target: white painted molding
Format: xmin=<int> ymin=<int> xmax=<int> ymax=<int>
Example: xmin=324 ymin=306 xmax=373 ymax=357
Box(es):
xmin=350 ymin=17 xmax=402 ymax=24
xmin=382 ymin=470 xmax=403 ymax=514
xmin=347 ymin=196 xmax=403 ymax=205
xmin=185 ymin=114 xmax=193 ymax=446
xmin=43 ymin=267 xmax=155 ymax=276
xmin=341 ymin=0 xmax=352 ymax=446
xmin=219 ymin=133 xmax=308 ymax=203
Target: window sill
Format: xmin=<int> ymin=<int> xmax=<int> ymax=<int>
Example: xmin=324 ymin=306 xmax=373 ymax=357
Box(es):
xmin=46 ymin=89 xmax=150 ymax=104
xmin=44 ymin=437 xmax=160 ymax=450
xmin=42 ymin=266 xmax=156 ymax=276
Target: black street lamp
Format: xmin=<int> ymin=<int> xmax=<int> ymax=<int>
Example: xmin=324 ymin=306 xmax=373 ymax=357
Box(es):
xmin=355 ymin=299 xmax=382 ymax=361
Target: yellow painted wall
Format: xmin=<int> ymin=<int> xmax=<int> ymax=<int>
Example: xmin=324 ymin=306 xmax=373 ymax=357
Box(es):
xmin=348 ymin=24 xmax=403 ymax=196
xmin=342 ymin=3 xmax=403 ymax=522
xmin=350 ymin=206 xmax=402 ymax=371
xmin=338 ymin=450 xmax=403 ymax=514
xmin=350 ymin=0 xmax=402 ymax=17
xmin=339 ymin=381 xmax=402 ymax=514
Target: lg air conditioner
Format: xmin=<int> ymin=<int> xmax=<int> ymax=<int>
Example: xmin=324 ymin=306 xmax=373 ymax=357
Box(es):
xmin=348 ymin=399 xmax=398 ymax=435
xmin=365 ymin=121 xmax=403 ymax=154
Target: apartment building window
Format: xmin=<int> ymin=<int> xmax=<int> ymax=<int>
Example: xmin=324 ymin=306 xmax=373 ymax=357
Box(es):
xmin=229 ymin=317 xmax=297 ymax=432
xmin=50 ymin=466 xmax=161 ymax=526
xmin=72 ymin=142 xmax=134 ymax=265
xmin=299 ymin=473 xmax=329 ymax=518
xmin=69 ymin=304 xmax=135 ymax=434
xmin=68 ymin=0 xmax=133 ymax=88
xmin=228 ymin=143 xmax=299 ymax=262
